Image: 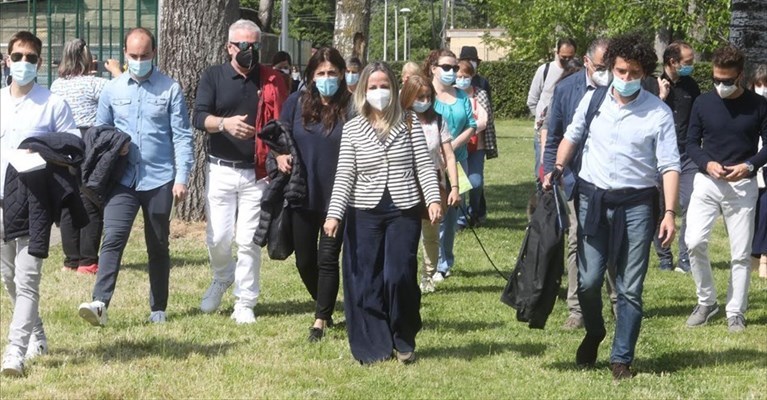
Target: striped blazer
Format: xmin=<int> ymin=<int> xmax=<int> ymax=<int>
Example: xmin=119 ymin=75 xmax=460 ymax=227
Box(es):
xmin=326 ymin=113 xmax=441 ymax=221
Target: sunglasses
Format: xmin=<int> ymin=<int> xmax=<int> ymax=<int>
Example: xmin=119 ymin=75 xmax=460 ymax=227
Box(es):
xmin=10 ymin=52 xmax=39 ymax=64
xmin=230 ymin=41 xmax=260 ymax=52
xmin=435 ymin=64 xmax=459 ymax=72
xmin=712 ymin=77 xmax=737 ymax=86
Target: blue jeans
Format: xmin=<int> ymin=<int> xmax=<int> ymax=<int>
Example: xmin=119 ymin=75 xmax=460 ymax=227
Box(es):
xmin=438 ymin=161 xmax=468 ymax=273
xmin=533 ymin=128 xmax=541 ymax=179
xmin=457 ymin=150 xmax=486 ymax=226
xmin=577 ymin=192 xmax=654 ymax=365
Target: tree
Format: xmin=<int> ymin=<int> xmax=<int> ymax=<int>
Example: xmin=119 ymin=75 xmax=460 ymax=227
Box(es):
xmin=159 ymin=0 xmax=240 ymax=221
xmin=729 ymin=0 xmax=767 ymax=69
xmin=241 ymin=0 xmax=276 ymax=32
xmin=333 ymin=0 xmax=371 ymax=61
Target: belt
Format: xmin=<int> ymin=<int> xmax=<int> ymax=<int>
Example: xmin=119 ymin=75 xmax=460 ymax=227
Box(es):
xmin=207 ymin=155 xmax=254 ymax=170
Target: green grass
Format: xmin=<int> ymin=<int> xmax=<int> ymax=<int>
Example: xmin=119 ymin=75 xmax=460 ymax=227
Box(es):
xmin=1 ymin=119 xmax=766 ymax=399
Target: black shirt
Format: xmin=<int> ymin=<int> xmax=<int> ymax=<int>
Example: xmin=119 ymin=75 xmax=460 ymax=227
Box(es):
xmin=687 ymin=89 xmax=767 ymax=172
xmin=660 ymin=72 xmax=701 ymax=158
xmin=193 ymin=62 xmax=261 ymax=162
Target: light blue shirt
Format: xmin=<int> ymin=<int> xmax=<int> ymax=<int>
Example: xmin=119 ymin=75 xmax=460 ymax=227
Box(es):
xmin=564 ymin=89 xmax=680 ymax=190
xmin=96 ymin=67 xmax=194 ymax=191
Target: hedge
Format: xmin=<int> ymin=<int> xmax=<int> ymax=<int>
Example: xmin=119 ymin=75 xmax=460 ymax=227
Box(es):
xmin=376 ymin=60 xmax=714 ymax=119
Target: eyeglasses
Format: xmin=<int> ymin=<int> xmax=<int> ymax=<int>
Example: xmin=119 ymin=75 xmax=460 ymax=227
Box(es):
xmin=712 ymin=77 xmax=737 ymax=86
xmin=230 ymin=41 xmax=260 ymax=52
xmin=10 ymin=52 xmax=39 ymax=64
xmin=435 ymin=64 xmax=459 ymax=72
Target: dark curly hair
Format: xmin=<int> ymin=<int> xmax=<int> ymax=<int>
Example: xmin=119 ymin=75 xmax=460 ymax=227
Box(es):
xmin=300 ymin=47 xmax=351 ymax=134
xmin=712 ymin=44 xmax=745 ymax=73
xmin=604 ymin=33 xmax=657 ymax=76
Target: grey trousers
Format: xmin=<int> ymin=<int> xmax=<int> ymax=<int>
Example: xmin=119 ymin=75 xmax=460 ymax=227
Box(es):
xmin=565 ymin=199 xmax=618 ymax=317
xmin=0 ymin=209 xmax=45 ymax=357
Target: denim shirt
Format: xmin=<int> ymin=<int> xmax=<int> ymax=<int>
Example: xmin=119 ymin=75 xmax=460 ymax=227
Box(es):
xmin=564 ymin=89 xmax=681 ymax=190
xmin=96 ymin=67 xmax=194 ymax=191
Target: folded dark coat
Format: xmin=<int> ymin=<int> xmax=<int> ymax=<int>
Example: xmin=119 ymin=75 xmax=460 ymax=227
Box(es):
xmin=253 ymin=120 xmax=307 ymax=255
xmin=80 ymin=125 xmax=131 ymax=208
xmin=3 ymin=133 xmax=88 ymax=258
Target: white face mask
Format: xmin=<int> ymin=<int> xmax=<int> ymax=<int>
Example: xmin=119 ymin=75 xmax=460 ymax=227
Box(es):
xmin=591 ymin=69 xmax=611 ymax=87
xmin=715 ymin=82 xmax=738 ymax=99
xmin=278 ymin=67 xmax=290 ymax=75
xmin=755 ymin=86 xmax=767 ymax=98
xmin=366 ymin=88 xmax=391 ymax=111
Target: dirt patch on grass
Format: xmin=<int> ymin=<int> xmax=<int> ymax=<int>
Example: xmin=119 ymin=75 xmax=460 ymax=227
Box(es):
xmin=170 ymin=220 xmax=207 ymax=242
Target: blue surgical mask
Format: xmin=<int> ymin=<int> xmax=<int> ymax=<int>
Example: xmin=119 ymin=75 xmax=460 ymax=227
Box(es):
xmin=345 ymin=72 xmax=359 ymax=86
xmin=678 ymin=65 xmax=694 ymax=77
xmin=315 ymin=76 xmax=340 ymax=97
xmin=10 ymin=61 xmax=37 ymax=86
xmin=455 ymin=77 xmax=472 ymax=90
xmin=412 ymin=100 xmax=432 ymax=113
xmin=128 ymin=58 xmax=153 ymax=77
xmin=439 ymin=69 xmax=456 ymax=86
xmin=612 ymin=76 xmax=642 ymax=97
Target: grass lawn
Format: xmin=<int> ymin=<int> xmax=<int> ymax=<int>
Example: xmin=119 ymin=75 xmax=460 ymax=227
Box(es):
xmin=1 ymin=119 xmax=765 ymax=399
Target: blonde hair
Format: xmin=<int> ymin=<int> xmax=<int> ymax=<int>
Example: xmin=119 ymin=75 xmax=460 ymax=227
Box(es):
xmin=354 ymin=62 xmax=403 ymax=139
xmin=401 ymin=61 xmax=420 ymax=82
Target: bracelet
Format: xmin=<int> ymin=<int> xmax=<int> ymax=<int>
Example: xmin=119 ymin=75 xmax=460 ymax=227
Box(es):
xmin=665 ymin=210 xmax=676 ymax=217
xmin=554 ymin=163 xmax=564 ymax=169
xmin=451 ymin=185 xmax=459 ymax=189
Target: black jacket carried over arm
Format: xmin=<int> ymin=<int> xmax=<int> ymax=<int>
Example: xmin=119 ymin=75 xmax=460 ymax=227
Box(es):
xmin=3 ymin=133 xmax=88 ymax=258
xmin=80 ymin=125 xmax=131 ymax=209
xmin=501 ymin=188 xmax=565 ymax=329
xmin=252 ymin=120 xmax=307 ymax=256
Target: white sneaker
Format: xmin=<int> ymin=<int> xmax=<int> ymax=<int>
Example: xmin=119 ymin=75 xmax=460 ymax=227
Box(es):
xmin=420 ymin=277 xmax=436 ymax=293
xmin=78 ymin=301 xmax=107 ymax=327
xmin=230 ymin=306 xmax=256 ymax=324
xmin=1 ymin=352 xmax=24 ymax=377
xmin=25 ymin=337 xmax=48 ymax=361
xmin=200 ymin=280 xmax=232 ymax=313
xmin=432 ymin=272 xmax=446 ymax=283
xmin=148 ymin=311 xmax=166 ymax=324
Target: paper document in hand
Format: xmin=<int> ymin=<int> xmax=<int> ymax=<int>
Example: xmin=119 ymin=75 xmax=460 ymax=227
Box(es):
xmin=8 ymin=150 xmax=46 ymax=173
xmin=456 ymin=163 xmax=473 ymax=195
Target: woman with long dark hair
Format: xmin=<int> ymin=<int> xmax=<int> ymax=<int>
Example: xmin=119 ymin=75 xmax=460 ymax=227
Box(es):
xmin=276 ymin=47 xmax=351 ymax=341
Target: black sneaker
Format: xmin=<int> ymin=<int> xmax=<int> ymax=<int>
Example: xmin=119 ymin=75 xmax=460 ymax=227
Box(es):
xmin=576 ymin=329 xmax=606 ymax=368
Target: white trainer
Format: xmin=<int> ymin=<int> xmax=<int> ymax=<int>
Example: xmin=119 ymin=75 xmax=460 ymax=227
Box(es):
xmin=25 ymin=337 xmax=48 ymax=361
xmin=230 ymin=306 xmax=256 ymax=324
xmin=432 ymin=271 xmax=446 ymax=283
xmin=1 ymin=352 xmax=24 ymax=377
xmin=200 ymin=280 xmax=232 ymax=313
xmin=148 ymin=311 xmax=166 ymax=324
xmin=78 ymin=301 xmax=108 ymax=327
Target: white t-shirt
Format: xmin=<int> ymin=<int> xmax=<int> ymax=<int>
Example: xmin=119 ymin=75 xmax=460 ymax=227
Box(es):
xmin=50 ymin=75 xmax=108 ymax=127
xmin=420 ymin=117 xmax=452 ymax=172
xmin=0 ymin=84 xmax=78 ymax=198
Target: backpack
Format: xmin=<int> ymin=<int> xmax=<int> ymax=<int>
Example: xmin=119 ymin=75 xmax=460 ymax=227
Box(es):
xmin=571 ymin=86 xmax=609 ymax=176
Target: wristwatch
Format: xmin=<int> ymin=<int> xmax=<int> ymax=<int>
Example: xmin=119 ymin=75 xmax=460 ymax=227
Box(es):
xmin=217 ymin=117 xmax=225 ymax=133
xmin=745 ymin=161 xmax=755 ymax=173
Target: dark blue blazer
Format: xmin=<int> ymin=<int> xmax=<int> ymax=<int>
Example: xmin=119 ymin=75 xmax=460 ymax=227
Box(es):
xmin=543 ymin=70 xmax=589 ymax=175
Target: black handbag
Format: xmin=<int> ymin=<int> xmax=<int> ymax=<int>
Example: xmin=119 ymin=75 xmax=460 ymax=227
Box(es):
xmin=267 ymin=200 xmax=294 ymax=260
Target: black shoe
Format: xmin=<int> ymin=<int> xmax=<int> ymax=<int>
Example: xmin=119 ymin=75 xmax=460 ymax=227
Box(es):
xmin=308 ymin=327 xmax=324 ymax=342
xmin=576 ymin=330 xmax=606 ymax=368
xmin=610 ymin=362 xmax=633 ymax=380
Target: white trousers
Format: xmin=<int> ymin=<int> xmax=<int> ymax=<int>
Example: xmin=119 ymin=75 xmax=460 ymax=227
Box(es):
xmin=205 ymin=163 xmax=266 ymax=309
xmin=685 ymin=173 xmax=757 ymax=318
xmin=0 ymin=208 xmax=45 ymax=357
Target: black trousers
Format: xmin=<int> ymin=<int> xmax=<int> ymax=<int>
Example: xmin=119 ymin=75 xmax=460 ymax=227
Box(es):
xmin=291 ymin=208 xmax=343 ymax=320
xmin=60 ymin=194 xmax=103 ymax=267
xmin=92 ymin=182 xmax=173 ymax=311
xmin=343 ymin=195 xmax=423 ymax=364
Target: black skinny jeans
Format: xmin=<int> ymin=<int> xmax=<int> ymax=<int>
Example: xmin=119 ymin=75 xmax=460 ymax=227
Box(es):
xmin=61 ymin=194 xmax=103 ymax=267
xmin=291 ymin=208 xmax=343 ymax=320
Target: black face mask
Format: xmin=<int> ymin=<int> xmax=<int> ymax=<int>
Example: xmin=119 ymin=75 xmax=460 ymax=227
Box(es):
xmin=235 ymin=48 xmax=259 ymax=71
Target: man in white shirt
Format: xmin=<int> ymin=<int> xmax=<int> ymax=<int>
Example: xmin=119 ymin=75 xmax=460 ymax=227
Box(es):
xmin=527 ymin=38 xmax=577 ymax=178
xmin=0 ymin=31 xmax=78 ymax=377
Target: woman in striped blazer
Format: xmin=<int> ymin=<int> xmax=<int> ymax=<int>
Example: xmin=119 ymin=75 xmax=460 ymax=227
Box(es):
xmin=324 ymin=62 xmax=442 ymax=365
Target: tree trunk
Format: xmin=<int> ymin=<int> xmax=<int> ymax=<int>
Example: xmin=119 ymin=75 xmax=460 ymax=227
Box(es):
xmin=730 ymin=0 xmax=767 ymax=70
xmin=159 ymin=0 xmax=240 ymax=221
xmin=259 ymin=0 xmax=275 ymax=33
xmin=333 ymin=0 xmax=370 ymax=62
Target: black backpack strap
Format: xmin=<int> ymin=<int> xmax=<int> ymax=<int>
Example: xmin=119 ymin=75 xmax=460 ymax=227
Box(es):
xmin=542 ymin=62 xmax=550 ymax=84
xmin=572 ymin=86 xmax=609 ymax=176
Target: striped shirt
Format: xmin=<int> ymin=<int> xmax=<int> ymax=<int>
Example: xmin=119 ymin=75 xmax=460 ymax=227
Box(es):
xmin=50 ymin=75 xmax=108 ymax=127
xmin=326 ymin=113 xmax=441 ymax=220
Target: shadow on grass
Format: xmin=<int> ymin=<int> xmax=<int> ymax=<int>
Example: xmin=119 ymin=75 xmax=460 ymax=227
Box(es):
xmin=644 ymin=303 xmax=695 ymax=319
xmin=437 ymin=284 xmax=506 ymax=294
xmin=478 ymin=183 xmax=535 ymax=232
xmin=119 ymin=255 xmax=209 ymax=271
xmin=419 ymin=340 xmax=546 ymax=361
xmin=44 ymin=338 xmax=237 ymax=366
xmin=424 ymin=319 xmax=506 ymax=332
xmin=545 ymin=349 xmax=767 ymax=373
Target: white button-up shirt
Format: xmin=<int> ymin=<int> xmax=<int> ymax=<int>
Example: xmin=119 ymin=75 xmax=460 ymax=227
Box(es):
xmin=564 ymin=88 xmax=681 ymax=190
xmin=0 ymin=84 xmax=78 ymax=198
